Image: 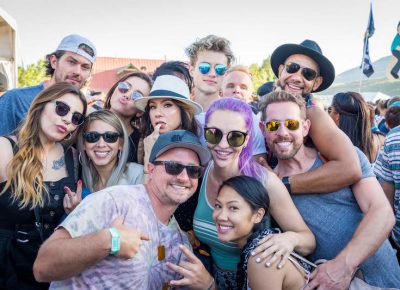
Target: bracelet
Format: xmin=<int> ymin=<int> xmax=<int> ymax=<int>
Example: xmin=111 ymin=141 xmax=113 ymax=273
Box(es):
xmin=207 ymin=278 xmax=215 ymax=290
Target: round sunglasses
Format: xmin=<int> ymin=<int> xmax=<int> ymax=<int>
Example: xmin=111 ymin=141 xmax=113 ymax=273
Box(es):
xmin=152 ymin=160 xmax=203 ymax=179
xmin=264 ymin=119 xmax=301 ymax=132
xmin=83 ymin=131 xmax=122 ymax=143
xmin=204 ymin=127 xmax=248 ymax=147
xmin=284 ymin=62 xmax=318 ymax=81
xmin=117 ymin=82 xmax=144 ymax=101
xmin=198 ymin=62 xmax=227 ymax=76
xmin=51 ymin=100 xmax=85 ymax=126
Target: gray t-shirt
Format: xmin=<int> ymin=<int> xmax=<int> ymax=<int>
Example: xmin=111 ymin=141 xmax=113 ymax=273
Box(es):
xmin=50 ymin=184 xmax=190 ymax=290
xmin=0 ymin=83 xmax=44 ymax=135
xmin=292 ymin=148 xmax=400 ymax=287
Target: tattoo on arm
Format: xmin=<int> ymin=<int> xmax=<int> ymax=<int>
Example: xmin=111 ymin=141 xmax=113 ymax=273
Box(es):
xmin=52 ymin=155 xmax=66 ymax=170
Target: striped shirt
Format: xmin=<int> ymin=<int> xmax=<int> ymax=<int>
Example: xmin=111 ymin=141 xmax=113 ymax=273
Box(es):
xmin=374 ymin=125 xmax=400 ymax=246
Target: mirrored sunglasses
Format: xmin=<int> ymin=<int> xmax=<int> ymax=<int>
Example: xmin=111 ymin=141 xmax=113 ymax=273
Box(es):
xmin=204 ymin=127 xmax=247 ymax=147
xmin=117 ymin=82 xmax=144 ymax=100
xmin=285 ymin=62 xmax=318 ymax=81
xmin=152 ymin=161 xmax=203 ymax=179
xmin=83 ymin=131 xmax=122 ymax=143
xmin=51 ymin=100 xmax=85 ymax=126
xmin=264 ymin=119 xmax=301 ymax=132
xmin=198 ymin=62 xmax=227 ymax=76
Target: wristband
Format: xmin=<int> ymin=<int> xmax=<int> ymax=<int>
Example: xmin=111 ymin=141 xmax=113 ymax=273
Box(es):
xmin=108 ymin=227 xmax=120 ymax=255
xmin=207 ymin=278 xmax=215 ymax=290
xmin=282 ymin=176 xmax=291 ymax=194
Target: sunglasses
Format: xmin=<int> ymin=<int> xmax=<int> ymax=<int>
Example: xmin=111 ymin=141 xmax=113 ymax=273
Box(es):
xmin=51 ymin=100 xmax=85 ymax=126
xmin=198 ymin=62 xmax=227 ymax=76
xmin=117 ymin=82 xmax=144 ymax=100
xmin=153 ymin=160 xmax=203 ymax=179
xmin=264 ymin=119 xmax=301 ymax=132
xmin=83 ymin=131 xmax=122 ymax=143
xmin=284 ymin=62 xmax=318 ymax=81
xmin=204 ymin=127 xmax=247 ymax=147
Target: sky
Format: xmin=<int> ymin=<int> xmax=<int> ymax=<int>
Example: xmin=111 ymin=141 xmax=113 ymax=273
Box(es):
xmin=0 ymin=0 xmax=399 ymax=75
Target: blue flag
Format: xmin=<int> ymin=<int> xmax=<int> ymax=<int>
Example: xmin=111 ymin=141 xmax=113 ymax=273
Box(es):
xmin=360 ymin=2 xmax=375 ymax=77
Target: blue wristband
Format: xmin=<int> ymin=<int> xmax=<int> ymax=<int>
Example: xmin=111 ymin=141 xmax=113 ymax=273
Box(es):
xmin=108 ymin=227 xmax=120 ymax=255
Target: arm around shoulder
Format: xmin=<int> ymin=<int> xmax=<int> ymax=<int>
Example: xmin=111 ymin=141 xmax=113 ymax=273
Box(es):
xmin=290 ymin=107 xmax=361 ymax=194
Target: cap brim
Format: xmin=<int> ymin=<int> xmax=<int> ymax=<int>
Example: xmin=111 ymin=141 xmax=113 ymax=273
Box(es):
xmin=134 ymin=96 xmax=203 ymax=115
xmin=271 ymin=44 xmax=335 ymax=92
xmin=153 ymin=143 xmax=211 ymax=166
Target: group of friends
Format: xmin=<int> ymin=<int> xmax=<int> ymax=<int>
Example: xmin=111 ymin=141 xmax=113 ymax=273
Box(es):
xmin=0 ymin=32 xmax=400 ymax=290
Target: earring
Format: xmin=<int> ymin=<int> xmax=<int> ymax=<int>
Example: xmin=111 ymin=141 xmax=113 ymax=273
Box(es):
xmin=118 ymin=150 xmax=122 ymax=160
xmin=64 ymin=132 xmax=72 ymax=140
xmin=78 ymin=152 xmax=83 ymax=165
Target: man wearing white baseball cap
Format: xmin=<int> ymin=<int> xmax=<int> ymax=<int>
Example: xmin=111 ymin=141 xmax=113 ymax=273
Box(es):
xmin=0 ymin=34 xmax=97 ymax=135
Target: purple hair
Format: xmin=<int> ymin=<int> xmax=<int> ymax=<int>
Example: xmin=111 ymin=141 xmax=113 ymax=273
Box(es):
xmin=205 ymin=98 xmax=267 ymax=182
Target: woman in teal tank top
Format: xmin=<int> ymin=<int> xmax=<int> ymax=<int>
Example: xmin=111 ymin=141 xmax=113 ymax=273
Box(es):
xmin=169 ymin=98 xmax=315 ymax=290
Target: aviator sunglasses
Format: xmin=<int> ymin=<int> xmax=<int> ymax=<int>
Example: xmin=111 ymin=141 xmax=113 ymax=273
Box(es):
xmin=152 ymin=161 xmax=203 ymax=179
xmin=198 ymin=62 xmax=227 ymax=76
xmin=204 ymin=127 xmax=248 ymax=147
xmin=83 ymin=131 xmax=122 ymax=143
xmin=117 ymin=82 xmax=144 ymax=100
xmin=284 ymin=62 xmax=318 ymax=81
xmin=51 ymin=100 xmax=85 ymax=126
xmin=264 ymin=119 xmax=301 ymax=132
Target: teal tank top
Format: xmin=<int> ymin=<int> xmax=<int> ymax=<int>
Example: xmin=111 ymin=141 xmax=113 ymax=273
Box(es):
xmin=193 ymin=162 xmax=241 ymax=271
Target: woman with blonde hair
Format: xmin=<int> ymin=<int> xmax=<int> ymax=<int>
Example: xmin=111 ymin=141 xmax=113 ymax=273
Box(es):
xmin=76 ymin=110 xmax=143 ymax=195
xmin=0 ymin=82 xmax=87 ymax=289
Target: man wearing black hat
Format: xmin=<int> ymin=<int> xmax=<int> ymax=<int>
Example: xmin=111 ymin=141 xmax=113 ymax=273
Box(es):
xmin=268 ymin=39 xmax=362 ymax=196
xmin=33 ymin=130 xmax=214 ymax=290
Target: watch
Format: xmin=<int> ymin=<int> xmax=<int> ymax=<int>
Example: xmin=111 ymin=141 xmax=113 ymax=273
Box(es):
xmin=282 ymin=176 xmax=291 ymax=194
xmin=108 ymin=227 xmax=120 ymax=255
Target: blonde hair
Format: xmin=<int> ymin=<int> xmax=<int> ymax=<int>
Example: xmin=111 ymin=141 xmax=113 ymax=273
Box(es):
xmin=227 ymin=64 xmax=252 ymax=79
xmin=185 ymin=35 xmax=235 ymax=66
xmin=1 ymin=83 xmax=87 ymax=209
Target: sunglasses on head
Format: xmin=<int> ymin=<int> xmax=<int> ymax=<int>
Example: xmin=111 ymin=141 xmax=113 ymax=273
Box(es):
xmin=117 ymin=82 xmax=144 ymax=100
xmin=198 ymin=62 xmax=227 ymax=76
xmin=51 ymin=100 xmax=85 ymax=126
xmin=152 ymin=160 xmax=203 ymax=179
xmin=83 ymin=131 xmax=122 ymax=143
xmin=284 ymin=62 xmax=318 ymax=81
xmin=204 ymin=127 xmax=247 ymax=147
xmin=264 ymin=119 xmax=301 ymax=132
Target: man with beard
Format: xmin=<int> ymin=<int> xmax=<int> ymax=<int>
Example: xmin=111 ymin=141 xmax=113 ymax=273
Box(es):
xmin=269 ymin=39 xmax=362 ymax=194
xmin=33 ymin=130 xmax=213 ymax=289
xmin=0 ymin=34 xmax=96 ymax=135
xmin=260 ymin=91 xmax=400 ymax=289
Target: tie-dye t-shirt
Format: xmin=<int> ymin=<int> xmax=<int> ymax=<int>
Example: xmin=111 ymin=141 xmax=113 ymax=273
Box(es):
xmin=50 ymin=184 xmax=190 ymax=290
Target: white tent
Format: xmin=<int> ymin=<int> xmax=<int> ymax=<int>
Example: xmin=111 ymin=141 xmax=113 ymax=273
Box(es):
xmin=0 ymin=7 xmax=17 ymax=91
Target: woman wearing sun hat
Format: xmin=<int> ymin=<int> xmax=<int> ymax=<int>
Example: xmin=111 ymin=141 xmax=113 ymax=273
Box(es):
xmin=134 ymin=74 xmax=203 ymax=172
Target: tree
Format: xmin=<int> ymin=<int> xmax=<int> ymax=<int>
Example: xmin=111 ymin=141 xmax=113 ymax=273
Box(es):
xmin=249 ymin=56 xmax=277 ymax=93
xmin=18 ymin=59 xmax=47 ymax=88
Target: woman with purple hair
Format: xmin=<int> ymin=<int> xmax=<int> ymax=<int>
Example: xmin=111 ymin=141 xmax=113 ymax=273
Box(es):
xmin=167 ymin=98 xmax=314 ymax=290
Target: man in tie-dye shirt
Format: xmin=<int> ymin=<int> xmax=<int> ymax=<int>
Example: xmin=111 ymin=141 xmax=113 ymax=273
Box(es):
xmin=33 ymin=130 xmax=211 ymax=289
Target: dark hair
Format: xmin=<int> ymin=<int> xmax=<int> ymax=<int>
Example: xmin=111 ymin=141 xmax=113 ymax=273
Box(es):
xmin=45 ymin=50 xmax=66 ymax=77
xmin=152 ymin=61 xmax=193 ymax=93
xmin=219 ymin=176 xmax=270 ymax=290
xmin=331 ymin=92 xmax=373 ymax=161
xmin=140 ymin=99 xmax=199 ymax=137
xmin=385 ymin=106 xmax=400 ymax=129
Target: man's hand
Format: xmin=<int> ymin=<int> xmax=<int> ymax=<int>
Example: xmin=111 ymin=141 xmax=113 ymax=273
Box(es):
xmin=111 ymin=217 xmax=150 ymax=259
xmin=304 ymin=259 xmax=354 ymax=290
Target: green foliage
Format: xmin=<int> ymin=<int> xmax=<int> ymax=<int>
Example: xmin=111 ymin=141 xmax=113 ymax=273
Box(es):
xmin=249 ymin=56 xmax=277 ymax=93
xmin=18 ymin=60 xmax=47 ymax=88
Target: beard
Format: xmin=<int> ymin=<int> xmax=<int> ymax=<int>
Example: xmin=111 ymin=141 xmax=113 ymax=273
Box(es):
xmin=270 ymin=137 xmax=303 ymax=160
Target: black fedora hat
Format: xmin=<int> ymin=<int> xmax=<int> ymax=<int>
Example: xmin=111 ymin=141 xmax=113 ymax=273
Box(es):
xmin=270 ymin=39 xmax=335 ymax=92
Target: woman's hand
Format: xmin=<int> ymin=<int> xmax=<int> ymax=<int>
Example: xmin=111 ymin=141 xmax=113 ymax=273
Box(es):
xmin=251 ymin=232 xmax=298 ymax=269
xmin=143 ymin=124 xmax=161 ymax=170
xmin=167 ymin=244 xmax=215 ymax=290
xmin=63 ymin=180 xmax=83 ymax=214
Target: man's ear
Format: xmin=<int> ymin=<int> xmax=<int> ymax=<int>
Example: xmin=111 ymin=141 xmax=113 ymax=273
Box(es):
xmin=147 ymin=163 xmax=155 ymax=174
xmin=302 ymin=119 xmax=311 ymax=137
xmin=278 ymin=64 xmax=285 ymax=77
xmin=259 ymin=120 xmax=266 ymax=136
xmin=49 ymin=54 xmax=58 ymax=70
xmin=312 ymin=76 xmax=323 ymax=91
xmin=189 ymin=64 xmax=195 ymax=77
